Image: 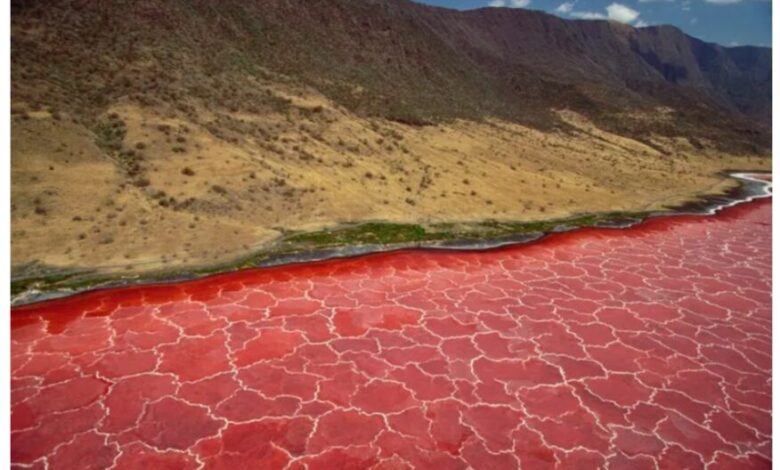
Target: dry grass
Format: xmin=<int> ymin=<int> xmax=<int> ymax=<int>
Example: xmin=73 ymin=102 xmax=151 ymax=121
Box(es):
xmin=11 ymin=82 xmax=769 ymax=278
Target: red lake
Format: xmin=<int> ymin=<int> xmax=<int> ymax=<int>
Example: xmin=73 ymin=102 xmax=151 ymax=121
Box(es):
xmin=11 ymin=197 xmax=772 ymax=469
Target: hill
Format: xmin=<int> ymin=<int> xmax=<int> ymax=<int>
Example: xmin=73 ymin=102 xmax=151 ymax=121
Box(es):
xmin=10 ymin=0 xmax=771 ymax=282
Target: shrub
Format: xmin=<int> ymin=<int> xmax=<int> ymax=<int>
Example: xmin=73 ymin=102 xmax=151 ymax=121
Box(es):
xmin=94 ymin=120 xmax=126 ymax=153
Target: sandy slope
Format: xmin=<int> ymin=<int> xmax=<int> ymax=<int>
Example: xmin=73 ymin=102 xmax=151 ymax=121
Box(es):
xmin=11 ymin=84 xmax=769 ymax=278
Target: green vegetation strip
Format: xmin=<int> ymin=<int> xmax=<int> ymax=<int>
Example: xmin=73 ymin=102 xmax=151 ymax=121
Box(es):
xmin=285 ymin=212 xmax=647 ymax=248
xmin=11 ymin=210 xmax=650 ymax=303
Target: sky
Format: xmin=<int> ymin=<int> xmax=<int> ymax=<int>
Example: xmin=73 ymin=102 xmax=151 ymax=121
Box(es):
xmin=417 ymin=0 xmax=771 ymax=47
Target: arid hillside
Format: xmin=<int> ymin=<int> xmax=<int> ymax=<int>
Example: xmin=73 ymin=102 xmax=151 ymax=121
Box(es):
xmin=11 ymin=0 xmax=771 ymax=144
xmin=11 ymin=0 xmax=771 ymax=282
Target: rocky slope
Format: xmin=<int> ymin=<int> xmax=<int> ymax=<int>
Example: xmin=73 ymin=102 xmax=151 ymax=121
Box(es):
xmin=10 ymin=0 xmax=771 ymax=281
xmin=12 ymin=0 xmax=771 ymax=145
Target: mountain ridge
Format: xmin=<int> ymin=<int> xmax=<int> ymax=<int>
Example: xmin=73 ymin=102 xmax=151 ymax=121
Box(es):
xmin=11 ymin=0 xmax=771 ymax=151
xmin=11 ymin=0 xmax=771 ymax=279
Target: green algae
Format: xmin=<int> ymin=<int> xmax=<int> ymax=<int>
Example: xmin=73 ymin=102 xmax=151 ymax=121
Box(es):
xmin=10 ymin=209 xmax=651 ymax=304
xmin=286 ymin=222 xmax=446 ymax=246
xmin=11 ymin=171 xmax=770 ymax=305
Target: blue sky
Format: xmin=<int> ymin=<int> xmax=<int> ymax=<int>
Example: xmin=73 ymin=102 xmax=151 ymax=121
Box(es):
xmin=417 ymin=0 xmax=771 ymax=47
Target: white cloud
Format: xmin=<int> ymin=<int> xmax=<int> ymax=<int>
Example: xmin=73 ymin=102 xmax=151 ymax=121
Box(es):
xmin=570 ymin=10 xmax=608 ymax=19
xmin=690 ymin=17 xmax=698 ymax=24
xmin=704 ymin=0 xmax=742 ymax=3
xmin=556 ymin=1 xmax=575 ymax=13
xmin=638 ymin=0 xmax=673 ymax=2
xmin=488 ymin=0 xmax=532 ymax=7
xmin=567 ymin=2 xmax=644 ymax=25
xmin=681 ymin=0 xmax=691 ymax=10
xmin=606 ymin=3 xmax=640 ymax=23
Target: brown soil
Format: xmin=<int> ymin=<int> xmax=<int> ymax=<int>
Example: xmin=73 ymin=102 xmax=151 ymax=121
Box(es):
xmin=11 ymin=84 xmax=769 ymax=279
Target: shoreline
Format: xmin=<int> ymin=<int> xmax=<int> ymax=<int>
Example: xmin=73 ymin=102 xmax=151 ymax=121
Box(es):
xmin=11 ymin=171 xmax=772 ymax=307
